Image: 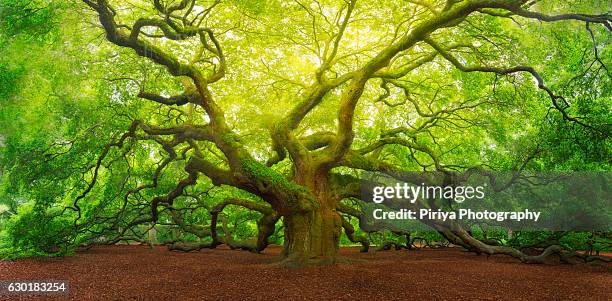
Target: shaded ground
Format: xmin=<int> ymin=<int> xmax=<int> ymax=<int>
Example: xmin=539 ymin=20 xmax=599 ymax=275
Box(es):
xmin=0 ymin=245 xmax=610 ymax=300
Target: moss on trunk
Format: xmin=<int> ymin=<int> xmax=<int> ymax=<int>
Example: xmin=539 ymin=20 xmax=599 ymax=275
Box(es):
xmin=281 ymin=206 xmax=342 ymax=267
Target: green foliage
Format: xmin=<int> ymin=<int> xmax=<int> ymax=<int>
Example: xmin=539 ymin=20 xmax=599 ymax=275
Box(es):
xmin=229 ymin=0 xmax=269 ymax=15
xmin=0 ymin=0 xmax=62 ymax=42
xmin=0 ymin=0 xmax=609 ymax=259
xmin=0 ymin=63 xmax=24 ymax=100
xmin=507 ymin=231 xmax=611 ymax=252
xmin=3 ymin=204 xmax=75 ymax=259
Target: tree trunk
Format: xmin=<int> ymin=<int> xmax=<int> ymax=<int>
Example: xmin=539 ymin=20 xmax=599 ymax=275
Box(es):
xmin=147 ymin=227 xmax=157 ymax=244
xmin=281 ymin=206 xmax=342 ymax=267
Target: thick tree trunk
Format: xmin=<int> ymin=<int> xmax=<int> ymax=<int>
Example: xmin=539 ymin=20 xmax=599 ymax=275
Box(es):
xmin=147 ymin=227 xmax=157 ymax=244
xmin=281 ymin=206 xmax=342 ymax=267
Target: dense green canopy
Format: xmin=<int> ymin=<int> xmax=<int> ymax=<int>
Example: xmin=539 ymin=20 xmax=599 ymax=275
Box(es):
xmin=0 ymin=0 xmax=609 ymax=265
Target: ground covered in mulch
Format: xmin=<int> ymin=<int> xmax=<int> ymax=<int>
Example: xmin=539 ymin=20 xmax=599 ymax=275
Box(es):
xmin=0 ymin=245 xmax=610 ymax=300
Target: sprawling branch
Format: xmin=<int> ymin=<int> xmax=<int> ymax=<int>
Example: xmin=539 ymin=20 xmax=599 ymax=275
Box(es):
xmin=209 ymin=198 xmax=278 ymax=252
xmin=137 ymin=91 xmax=199 ymax=106
xmin=423 ymin=36 xmax=603 ymax=132
xmin=504 ymin=6 xmax=611 ymax=30
xmin=323 ymin=1 xmax=511 ymax=168
xmin=82 ymin=0 xmax=229 ymax=131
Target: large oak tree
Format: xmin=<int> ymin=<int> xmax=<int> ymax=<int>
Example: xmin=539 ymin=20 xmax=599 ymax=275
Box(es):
xmin=1 ymin=0 xmax=609 ymax=266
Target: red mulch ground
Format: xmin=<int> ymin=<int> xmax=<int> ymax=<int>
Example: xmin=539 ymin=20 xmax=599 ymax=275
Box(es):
xmin=0 ymin=245 xmax=610 ymax=300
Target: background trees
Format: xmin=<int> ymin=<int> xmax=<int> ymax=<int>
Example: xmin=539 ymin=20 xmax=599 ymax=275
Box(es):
xmin=0 ymin=0 xmax=609 ymax=266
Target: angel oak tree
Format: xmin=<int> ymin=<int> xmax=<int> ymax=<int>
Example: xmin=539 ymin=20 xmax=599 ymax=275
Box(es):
xmin=73 ymin=0 xmax=610 ymax=266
